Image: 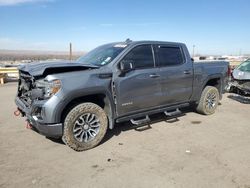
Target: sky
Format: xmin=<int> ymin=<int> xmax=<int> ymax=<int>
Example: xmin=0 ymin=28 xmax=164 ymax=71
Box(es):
xmin=0 ymin=0 xmax=249 ymax=55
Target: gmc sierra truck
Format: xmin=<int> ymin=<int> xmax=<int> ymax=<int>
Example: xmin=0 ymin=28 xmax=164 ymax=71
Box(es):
xmin=15 ymin=40 xmax=229 ymax=151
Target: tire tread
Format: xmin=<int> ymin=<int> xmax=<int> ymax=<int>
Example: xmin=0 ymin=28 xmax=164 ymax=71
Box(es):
xmin=63 ymin=102 xmax=107 ymax=151
xmin=196 ymin=86 xmax=219 ymax=115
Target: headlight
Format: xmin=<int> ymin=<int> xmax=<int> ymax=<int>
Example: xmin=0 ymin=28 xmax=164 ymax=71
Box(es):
xmin=36 ymin=79 xmax=61 ymax=98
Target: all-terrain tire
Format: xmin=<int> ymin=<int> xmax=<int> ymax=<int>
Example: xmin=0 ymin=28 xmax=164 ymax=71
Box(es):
xmin=196 ymin=86 xmax=219 ymax=115
xmin=63 ymin=102 xmax=108 ymax=151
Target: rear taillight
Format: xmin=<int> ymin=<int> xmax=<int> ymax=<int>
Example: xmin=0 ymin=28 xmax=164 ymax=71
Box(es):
xmin=228 ymin=66 xmax=232 ymax=77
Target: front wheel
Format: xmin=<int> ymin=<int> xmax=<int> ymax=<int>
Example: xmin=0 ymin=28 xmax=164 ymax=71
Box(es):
xmin=196 ymin=86 xmax=220 ymax=115
xmin=63 ymin=102 xmax=108 ymax=151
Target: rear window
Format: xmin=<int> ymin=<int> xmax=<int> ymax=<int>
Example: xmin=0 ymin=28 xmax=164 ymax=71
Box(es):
xmin=156 ymin=46 xmax=184 ymax=66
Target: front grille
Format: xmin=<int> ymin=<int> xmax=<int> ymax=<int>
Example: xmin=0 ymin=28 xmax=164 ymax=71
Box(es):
xmin=17 ymin=71 xmax=34 ymax=107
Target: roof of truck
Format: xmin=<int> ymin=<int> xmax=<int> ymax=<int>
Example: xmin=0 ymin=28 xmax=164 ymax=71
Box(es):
xmin=98 ymin=40 xmax=186 ymax=49
xmin=121 ymin=40 xmax=185 ymax=46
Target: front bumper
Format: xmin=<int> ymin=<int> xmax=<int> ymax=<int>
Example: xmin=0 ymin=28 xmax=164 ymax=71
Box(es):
xmin=228 ymin=80 xmax=250 ymax=96
xmin=15 ymin=97 xmax=63 ymax=138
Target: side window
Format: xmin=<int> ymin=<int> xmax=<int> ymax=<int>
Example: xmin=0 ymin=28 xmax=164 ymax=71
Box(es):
xmin=123 ymin=45 xmax=154 ymax=69
xmin=157 ymin=46 xmax=184 ymax=66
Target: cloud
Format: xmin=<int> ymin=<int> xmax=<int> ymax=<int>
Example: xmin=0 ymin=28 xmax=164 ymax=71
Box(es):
xmin=100 ymin=22 xmax=161 ymax=27
xmin=0 ymin=37 xmax=66 ymax=51
xmin=0 ymin=37 xmax=22 ymax=46
xmin=0 ymin=0 xmax=53 ymax=6
xmin=130 ymin=22 xmax=161 ymax=26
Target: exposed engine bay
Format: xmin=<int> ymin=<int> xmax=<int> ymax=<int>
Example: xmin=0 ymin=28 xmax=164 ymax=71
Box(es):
xmin=17 ymin=71 xmax=37 ymax=107
xmin=17 ymin=61 xmax=98 ymax=108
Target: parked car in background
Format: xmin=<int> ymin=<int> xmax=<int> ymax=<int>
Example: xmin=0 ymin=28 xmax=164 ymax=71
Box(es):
xmin=228 ymin=59 xmax=250 ymax=96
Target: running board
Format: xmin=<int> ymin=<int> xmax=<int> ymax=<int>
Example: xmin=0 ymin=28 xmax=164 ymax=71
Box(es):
xmin=116 ymin=103 xmax=189 ymax=123
xmin=130 ymin=115 xmax=150 ymax=125
xmin=164 ymin=108 xmax=181 ymax=117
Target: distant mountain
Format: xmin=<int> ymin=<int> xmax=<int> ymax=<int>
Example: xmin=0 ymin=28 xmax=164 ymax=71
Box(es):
xmin=0 ymin=49 xmax=86 ymax=61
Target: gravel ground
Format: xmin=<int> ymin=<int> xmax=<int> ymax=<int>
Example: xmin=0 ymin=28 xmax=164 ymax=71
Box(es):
xmin=0 ymin=83 xmax=250 ymax=188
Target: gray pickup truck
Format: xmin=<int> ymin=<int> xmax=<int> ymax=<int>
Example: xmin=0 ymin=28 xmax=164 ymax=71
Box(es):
xmin=15 ymin=40 xmax=229 ymax=151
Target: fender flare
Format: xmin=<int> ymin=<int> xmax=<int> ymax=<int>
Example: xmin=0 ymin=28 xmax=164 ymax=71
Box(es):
xmin=55 ymin=89 xmax=116 ymax=129
xmin=198 ymin=73 xmax=223 ymax=100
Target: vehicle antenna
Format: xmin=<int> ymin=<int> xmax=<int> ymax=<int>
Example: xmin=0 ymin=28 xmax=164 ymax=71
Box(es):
xmin=125 ymin=38 xmax=132 ymax=43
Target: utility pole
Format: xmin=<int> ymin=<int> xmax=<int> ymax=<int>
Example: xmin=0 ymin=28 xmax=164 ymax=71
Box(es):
xmin=192 ymin=45 xmax=195 ymax=57
xmin=69 ymin=42 xmax=72 ymax=61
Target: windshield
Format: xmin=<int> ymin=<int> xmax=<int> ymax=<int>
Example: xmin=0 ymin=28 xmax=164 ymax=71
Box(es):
xmin=77 ymin=43 xmax=128 ymax=66
xmin=238 ymin=60 xmax=250 ymax=72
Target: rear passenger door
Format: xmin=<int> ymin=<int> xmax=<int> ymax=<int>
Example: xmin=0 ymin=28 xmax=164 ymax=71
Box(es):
xmin=154 ymin=45 xmax=193 ymax=105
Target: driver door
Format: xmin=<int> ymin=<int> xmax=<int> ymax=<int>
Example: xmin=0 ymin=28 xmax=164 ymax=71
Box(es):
xmin=113 ymin=45 xmax=162 ymax=117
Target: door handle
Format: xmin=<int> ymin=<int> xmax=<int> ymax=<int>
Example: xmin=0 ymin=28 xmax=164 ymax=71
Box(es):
xmin=149 ymin=74 xmax=160 ymax=78
xmin=183 ymin=70 xmax=192 ymax=74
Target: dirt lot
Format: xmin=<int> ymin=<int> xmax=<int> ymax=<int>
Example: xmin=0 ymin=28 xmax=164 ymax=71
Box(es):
xmin=0 ymin=83 xmax=250 ymax=188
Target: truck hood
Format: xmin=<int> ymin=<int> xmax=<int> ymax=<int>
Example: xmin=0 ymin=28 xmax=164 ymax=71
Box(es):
xmin=18 ymin=60 xmax=99 ymax=77
xmin=233 ymin=69 xmax=250 ymax=80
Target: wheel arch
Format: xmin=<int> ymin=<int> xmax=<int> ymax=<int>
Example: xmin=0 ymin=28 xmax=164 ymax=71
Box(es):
xmin=60 ymin=92 xmax=115 ymax=129
xmin=196 ymin=74 xmax=223 ymax=102
xmin=204 ymin=77 xmax=221 ymax=91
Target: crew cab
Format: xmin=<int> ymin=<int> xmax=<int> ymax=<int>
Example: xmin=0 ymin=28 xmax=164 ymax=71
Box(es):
xmin=15 ymin=40 xmax=229 ymax=151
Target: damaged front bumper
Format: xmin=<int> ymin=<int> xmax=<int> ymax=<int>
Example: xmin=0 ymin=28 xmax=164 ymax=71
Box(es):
xmin=228 ymin=80 xmax=250 ymax=96
xmin=15 ymin=96 xmax=63 ymax=138
xmin=228 ymin=68 xmax=250 ymax=96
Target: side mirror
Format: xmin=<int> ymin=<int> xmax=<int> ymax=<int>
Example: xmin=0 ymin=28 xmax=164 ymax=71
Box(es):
xmin=120 ymin=60 xmax=134 ymax=72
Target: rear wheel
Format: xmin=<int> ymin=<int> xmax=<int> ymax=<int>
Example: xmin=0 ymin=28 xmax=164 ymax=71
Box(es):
xmin=196 ymin=86 xmax=219 ymax=115
xmin=63 ymin=102 xmax=108 ymax=151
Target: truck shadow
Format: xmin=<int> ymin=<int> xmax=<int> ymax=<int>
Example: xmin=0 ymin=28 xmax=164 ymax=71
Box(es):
xmin=46 ymin=109 xmax=190 ymax=147
xmin=227 ymin=94 xmax=250 ymax=104
xmin=100 ymin=110 xmax=189 ymax=146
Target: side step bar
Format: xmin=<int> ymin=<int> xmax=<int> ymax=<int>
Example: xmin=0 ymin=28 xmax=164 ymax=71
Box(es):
xmin=130 ymin=108 xmax=183 ymax=126
xmin=116 ymin=103 xmax=189 ymax=123
xmin=164 ymin=108 xmax=181 ymax=117
xmin=130 ymin=115 xmax=150 ymax=125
